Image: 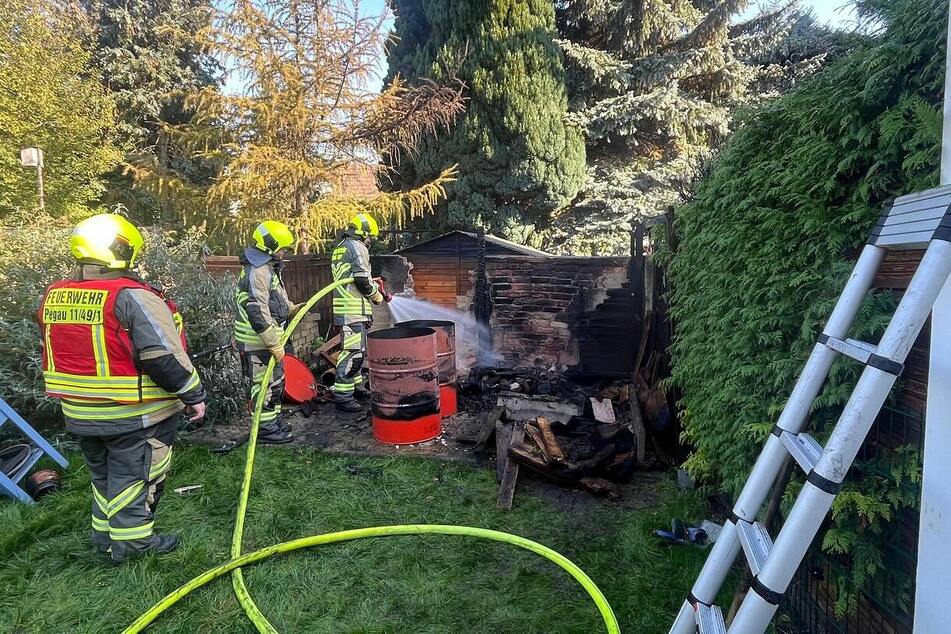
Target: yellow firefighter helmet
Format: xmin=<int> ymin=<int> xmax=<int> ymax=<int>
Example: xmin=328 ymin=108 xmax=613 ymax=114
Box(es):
xmin=68 ymin=214 xmax=144 ymax=269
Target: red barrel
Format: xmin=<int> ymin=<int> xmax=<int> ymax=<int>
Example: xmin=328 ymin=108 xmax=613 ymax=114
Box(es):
xmin=395 ymin=319 xmax=458 ymax=417
xmin=367 ymin=326 xmax=442 ymax=444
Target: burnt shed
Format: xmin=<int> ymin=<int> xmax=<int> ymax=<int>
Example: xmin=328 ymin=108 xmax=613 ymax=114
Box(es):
xmin=395 ymin=231 xmax=550 ymax=308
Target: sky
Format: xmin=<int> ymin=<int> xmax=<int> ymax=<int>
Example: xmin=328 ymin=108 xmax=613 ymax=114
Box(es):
xmin=801 ymin=0 xmax=857 ymax=26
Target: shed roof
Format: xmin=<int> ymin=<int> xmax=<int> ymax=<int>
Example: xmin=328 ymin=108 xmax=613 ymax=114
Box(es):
xmin=394 ymin=230 xmax=550 ymax=257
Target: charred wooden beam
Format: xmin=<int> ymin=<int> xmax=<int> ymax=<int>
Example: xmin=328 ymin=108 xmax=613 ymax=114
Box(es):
xmin=508 ymin=444 xmax=574 ymax=484
xmin=628 ymin=391 xmax=647 ymax=464
xmin=535 ymin=417 xmax=566 ymax=462
xmin=497 ymin=422 xmax=525 ymax=510
xmin=458 ymin=406 xmax=505 ymax=448
xmin=495 ymin=420 xmax=512 ymax=483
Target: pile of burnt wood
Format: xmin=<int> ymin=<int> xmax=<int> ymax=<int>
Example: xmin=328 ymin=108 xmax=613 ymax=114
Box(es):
xmin=459 ymin=367 xmax=675 ymax=508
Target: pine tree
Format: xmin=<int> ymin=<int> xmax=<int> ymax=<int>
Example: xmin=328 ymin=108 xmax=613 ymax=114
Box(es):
xmin=667 ymin=0 xmax=943 ymax=611
xmin=127 ymin=0 xmax=465 ymax=252
xmin=83 ymin=0 xmax=219 ymax=223
xmin=384 ymin=0 xmax=587 ymax=242
xmin=551 ymin=0 xmax=839 ymax=254
xmin=86 ymin=0 xmax=218 ymax=148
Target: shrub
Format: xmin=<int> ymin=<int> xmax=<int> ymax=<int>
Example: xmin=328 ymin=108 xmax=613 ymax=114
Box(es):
xmin=0 ymin=216 xmax=240 ymax=427
xmin=666 ymin=0 xmax=944 ymax=614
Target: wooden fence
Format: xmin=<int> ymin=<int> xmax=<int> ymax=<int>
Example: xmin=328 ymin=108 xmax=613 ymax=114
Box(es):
xmin=205 ymin=254 xmax=334 ymax=325
xmin=204 ymin=254 xmax=334 ymax=353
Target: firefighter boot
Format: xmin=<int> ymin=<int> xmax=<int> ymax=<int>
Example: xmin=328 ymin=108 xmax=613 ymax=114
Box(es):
xmin=334 ymin=395 xmax=364 ymax=413
xmin=258 ymin=422 xmax=293 ymax=444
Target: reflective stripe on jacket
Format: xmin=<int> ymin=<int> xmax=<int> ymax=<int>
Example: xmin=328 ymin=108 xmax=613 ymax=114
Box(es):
xmin=234 ymin=248 xmax=291 ymax=350
xmin=331 ymin=236 xmax=375 ymax=324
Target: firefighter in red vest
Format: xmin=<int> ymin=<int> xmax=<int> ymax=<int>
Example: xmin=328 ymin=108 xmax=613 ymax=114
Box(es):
xmin=39 ymin=214 xmax=207 ymax=562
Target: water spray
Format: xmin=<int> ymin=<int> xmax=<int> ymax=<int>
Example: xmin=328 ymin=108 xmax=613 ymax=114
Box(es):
xmin=386 ymin=295 xmax=500 ymax=370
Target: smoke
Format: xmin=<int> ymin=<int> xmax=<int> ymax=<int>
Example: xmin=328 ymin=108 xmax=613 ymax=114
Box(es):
xmin=386 ymin=296 xmax=500 ymax=373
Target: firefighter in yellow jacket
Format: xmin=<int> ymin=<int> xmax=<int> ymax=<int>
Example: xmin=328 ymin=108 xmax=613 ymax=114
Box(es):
xmin=234 ymin=221 xmax=304 ymax=443
xmin=39 ymin=214 xmax=207 ymax=562
xmin=331 ymin=213 xmax=391 ymax=412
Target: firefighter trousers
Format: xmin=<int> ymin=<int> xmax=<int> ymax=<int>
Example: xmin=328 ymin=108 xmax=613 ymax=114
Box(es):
xmin=333 ymin=322 xmax=367 ymax=401
xmin=241 ymin=349 xmax=286 ymax=433
xmin=76 ymin=417 xmax=176 ymax=562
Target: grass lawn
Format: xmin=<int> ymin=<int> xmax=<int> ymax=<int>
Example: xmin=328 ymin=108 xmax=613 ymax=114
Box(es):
xmin=0 ymin=445 xmax=727 ymax=633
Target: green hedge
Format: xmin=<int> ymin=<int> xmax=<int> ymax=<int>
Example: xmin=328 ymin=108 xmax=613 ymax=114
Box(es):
xmin=667 ymin=0 xmax=945 ymax=613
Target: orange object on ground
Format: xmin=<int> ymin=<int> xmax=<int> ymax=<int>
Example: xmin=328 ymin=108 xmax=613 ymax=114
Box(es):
xmin=394 ymin=319 xmax=457 ymax=417
xmin=282 ymin=355 xmax=317 ymax=403
xmin=439 ymin=384 xmax=458 ymax=417
xmin=367 ymin=326 xmax=442 ymax=445
xmin=371 ymin=412 xmax=442 ymax=445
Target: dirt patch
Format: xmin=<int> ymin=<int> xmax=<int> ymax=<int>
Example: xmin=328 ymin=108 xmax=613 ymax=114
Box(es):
xmin=185 ymin=400 xmax=672 ymax=521
xmin=184 ymin=402 xmax=490 ymax=465
xmin=517 ymin=469 xmax=668 ymax=514
xmin=184 ymin=367 xmax=677 ymax=513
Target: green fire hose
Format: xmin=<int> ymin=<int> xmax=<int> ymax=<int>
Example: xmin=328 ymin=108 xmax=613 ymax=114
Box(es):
xmin=123 ymin=278 xmax=620 ymax=634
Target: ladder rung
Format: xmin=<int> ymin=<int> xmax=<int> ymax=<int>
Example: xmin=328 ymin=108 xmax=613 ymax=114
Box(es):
xmin=845 ymin=338 xmax=877 ymax=354
xmin=8 ymin=447 xmax=43 ymax=485
xmin=736 ymin=520 xmax=773 ymax=576
xmin=695 ymin=603 xmax=726 ymax=634
xmin=821 ymin=335 xmax=876 ymax=364
xmin=781 ymin=431 xmax=824 ymax=474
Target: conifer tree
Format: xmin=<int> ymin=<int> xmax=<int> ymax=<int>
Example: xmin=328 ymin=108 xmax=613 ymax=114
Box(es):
xmin=83 ymin=0 xmax=219 ymax=224
xmin=86 ymin=0 xmax=218 ymax=148
xmin=667 ymin=0 xmax=942 ymax=610
xmin=551 ymin=0 xmax=838 ymax=254
xmin=128 ymin=0 xmax=465 ymax=251
xmin=384 ymin=0 xmax=587 ymax=241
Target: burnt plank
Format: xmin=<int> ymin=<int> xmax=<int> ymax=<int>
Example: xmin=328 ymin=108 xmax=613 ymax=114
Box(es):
xmin=535 ymin=417 xmax=566 ymax=462
xmin=634 ymin=313 xmax=652 ymax=373
xmin=580 ymin=477 xmax=621 ymax=500
xmin=497 ymin=422 xmax=526 ymax=510
xmin=524 ymin=424 xmax=551 ymax=462
xmin=574 ymin=443 xmax=617 ymax=474
xmin=495 ymin=420 xmax=512 ymax=482
xmin=508 ymin=444 xmax=573 ymax=484
xmin=458 ymin=406 xmax=505 ymax=447
xmin=628 ymin=391 xmax=647 ymax=464
xmin=316 ymin=333 xmax=342 ymax=366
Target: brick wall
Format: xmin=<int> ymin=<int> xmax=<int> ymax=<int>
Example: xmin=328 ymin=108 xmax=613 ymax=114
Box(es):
xmin=479 ymin=256 xmax=630 ymax=369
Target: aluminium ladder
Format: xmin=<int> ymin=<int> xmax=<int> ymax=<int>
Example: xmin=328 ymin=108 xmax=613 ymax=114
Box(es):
xmin=0 ymin=397 xmax=68 ymax=503
xmin=670 ymin=184 xmax=951 ymax=634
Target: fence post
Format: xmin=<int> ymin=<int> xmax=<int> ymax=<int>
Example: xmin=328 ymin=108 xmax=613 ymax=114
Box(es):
xmin=665 ymin=206 xmax=678 ymax=254
xmin=630 ymin=222 xmax=646 ymax=370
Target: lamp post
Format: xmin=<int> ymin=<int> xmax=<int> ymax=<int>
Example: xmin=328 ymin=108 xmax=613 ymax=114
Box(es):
xmin=19 ymin=147 xmax=44 ymax=211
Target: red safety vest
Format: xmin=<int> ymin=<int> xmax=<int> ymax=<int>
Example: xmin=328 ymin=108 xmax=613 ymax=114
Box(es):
xmin=39 ymin=276 xmax=187 ymax=404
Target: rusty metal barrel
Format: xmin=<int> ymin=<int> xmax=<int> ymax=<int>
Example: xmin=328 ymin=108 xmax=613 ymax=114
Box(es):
xmin=367 ymin=326 xmax=441 ymax=444
xmin=395 ymin=319 xmax=458 ymax=417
